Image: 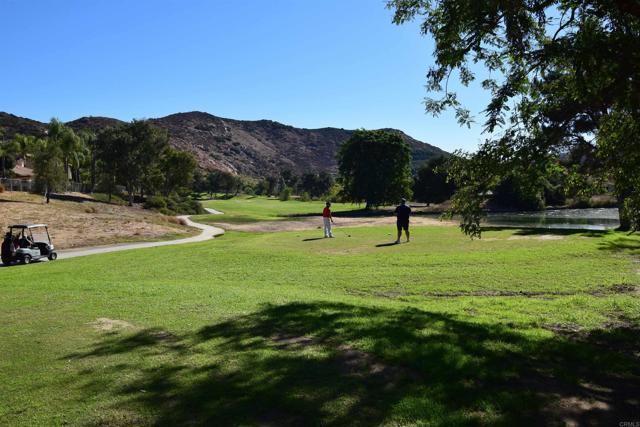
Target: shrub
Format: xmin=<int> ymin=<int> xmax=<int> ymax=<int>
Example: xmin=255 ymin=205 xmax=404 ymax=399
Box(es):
xmin=145 ymin=194 xmax=205 ymax=215
xmin=144 ymin=195 xmax=167 ymax=210
xmin=279 ymin=187 xmax=292 ymax=201
xmin=299 ymin=192 xmax=311 ymax=202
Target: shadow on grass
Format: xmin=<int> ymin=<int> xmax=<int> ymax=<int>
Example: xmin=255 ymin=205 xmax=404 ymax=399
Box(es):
xmin=481 ymin=226 xmax=608 ymax=238
xmin=67 ymin=302 xmax=640 ymax=427
xmin=375 ymin=242 xmax=399 ymax=247
xmin=598 ymin=235 xmax=640 ymax=255
xmin=302 ymin=237 xmax=325 ymax=242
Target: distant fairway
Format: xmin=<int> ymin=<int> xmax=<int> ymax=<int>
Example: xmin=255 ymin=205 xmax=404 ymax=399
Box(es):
xmin=194 ymin=195 xmax=362 ymax=224
xmin=1 ymin=200 xmax=639 ymax=426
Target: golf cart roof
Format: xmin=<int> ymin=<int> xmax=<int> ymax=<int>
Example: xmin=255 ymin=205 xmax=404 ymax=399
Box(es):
xmin=9 ymin=224 xmax=48 ymax=229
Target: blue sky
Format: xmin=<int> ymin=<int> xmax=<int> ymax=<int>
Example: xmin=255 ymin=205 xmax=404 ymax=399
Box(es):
xmin=1 ymin=0 xmax=491 ymax=152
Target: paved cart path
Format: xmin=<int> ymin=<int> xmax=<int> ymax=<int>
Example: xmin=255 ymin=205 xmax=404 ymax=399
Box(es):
xmin=56 ymin=215 xmax=224 ymax=260
xmin=204 ymin=207 xmax=224 ymax=215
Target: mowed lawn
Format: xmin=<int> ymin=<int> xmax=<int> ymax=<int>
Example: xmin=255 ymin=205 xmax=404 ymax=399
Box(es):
xmin=194 ymin=196 xmax=361 ymax=224
xmin=1 ymin=224 xmax=640 ymax=426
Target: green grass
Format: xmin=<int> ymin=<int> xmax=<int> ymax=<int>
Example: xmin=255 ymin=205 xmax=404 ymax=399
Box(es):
xmin=194 ymin=195 xmax=362 ymax=224
xmin=1 ymin=225 xmax=639 ymax=426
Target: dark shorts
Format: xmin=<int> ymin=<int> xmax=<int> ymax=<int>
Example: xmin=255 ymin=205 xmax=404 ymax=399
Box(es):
xmin=396 ymin=220 xmax=409 ymax=231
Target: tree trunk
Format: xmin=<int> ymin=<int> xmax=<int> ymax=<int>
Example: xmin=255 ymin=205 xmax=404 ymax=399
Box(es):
xmin=365 ymin=201 xmax=372 ymax=210
xmin=91 ymin=152 xmax=96 ymax=191
xmin=617 ymin=197 xmax=631 ymax=232
xmin=45 ymin=187 xmax=50 ymax=204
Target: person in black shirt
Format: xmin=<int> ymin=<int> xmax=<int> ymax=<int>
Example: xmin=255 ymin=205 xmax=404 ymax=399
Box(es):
xmin=394 ymin=198 xmax=411 ymax=243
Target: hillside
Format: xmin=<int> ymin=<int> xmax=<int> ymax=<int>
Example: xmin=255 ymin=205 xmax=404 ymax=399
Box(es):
xmin=0 ymin=111 xmax=447 ymax=178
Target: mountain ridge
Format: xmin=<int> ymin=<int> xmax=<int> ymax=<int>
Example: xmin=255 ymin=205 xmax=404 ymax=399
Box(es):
xmin=0 ymin=111 xmax=447 ymax=178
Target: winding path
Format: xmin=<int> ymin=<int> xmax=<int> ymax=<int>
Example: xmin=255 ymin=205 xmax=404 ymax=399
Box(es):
xmin=57 ymin=215 xmax=224 ymax=260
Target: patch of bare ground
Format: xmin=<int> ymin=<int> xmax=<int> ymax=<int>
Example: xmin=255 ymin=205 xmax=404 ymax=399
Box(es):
xmin=0 ymin=191 xmax=196 ymax=249
xmin=217 ymin=215 xmax=455 ymax=232
xmin=515 ymin=369 xmax=640 ymax=427
xmin=270 ymin=334 xmax=421 ymax=388
xmin=544 ymin=318 xmax=640 ymax=358
xmin=510 ymin=318 xmax=640 ymax=425
xmin=347 ymin=284 xmax=639 ymax=300
xmin=85 ymin=410 xmax=147 ymax=427
xmin=480 ymin=235 xmax=564 ymax=241
xmin=500 ymin=234 xmax=565 ymax=241
xmin=334 ymin=344 xmax=422 ymax=387
xmin=89 ymin=318 xmax=135 ymax=331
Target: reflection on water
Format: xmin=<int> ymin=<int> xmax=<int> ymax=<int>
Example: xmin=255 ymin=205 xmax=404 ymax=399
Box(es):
xmin=484 ymin=208 xmax=620 ymax=230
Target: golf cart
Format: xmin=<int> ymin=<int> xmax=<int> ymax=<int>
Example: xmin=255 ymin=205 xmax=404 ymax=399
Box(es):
xmin=1 ymin=224 xmax=58 ymax=265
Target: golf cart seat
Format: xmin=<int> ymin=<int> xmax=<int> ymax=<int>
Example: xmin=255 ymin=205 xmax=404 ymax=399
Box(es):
xmin=1 ymin=224 xmax=57 ymax=265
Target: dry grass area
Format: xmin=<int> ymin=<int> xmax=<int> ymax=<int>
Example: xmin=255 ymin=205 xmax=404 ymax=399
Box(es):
xmin=216 ymin=215 xmax=455 ymax=232
xmin=0 ymin=191 xmax=197 ymax=249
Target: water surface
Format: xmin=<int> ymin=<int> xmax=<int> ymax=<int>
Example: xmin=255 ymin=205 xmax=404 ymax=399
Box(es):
xmin=483 ymin=208 xmax=620 ymax=230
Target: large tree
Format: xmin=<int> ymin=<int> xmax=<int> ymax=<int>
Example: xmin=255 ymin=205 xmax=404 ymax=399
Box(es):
xmin=413 ymin=155 xmax=456 ymax=205
xmin=388 ymin=0 xmax=640 ymax=235
xmin=338 ymin=129 xmax=412 ymax=208
xmin=162 ymin=148 xmax=197 ymax=195
xmin=299 ymin=171 xmax=334 ymax=198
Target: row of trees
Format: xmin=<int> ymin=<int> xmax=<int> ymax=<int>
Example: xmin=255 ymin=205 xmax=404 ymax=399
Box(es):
xmin=336 ymin=128 xmax=619 ymax=213
xmin=96 ymin=120 xmax=196 ymax=205
xmin=1 ymin=119 xmax=197 ymax=207
xmin=193 ymin=168 xmax=336 ymax=200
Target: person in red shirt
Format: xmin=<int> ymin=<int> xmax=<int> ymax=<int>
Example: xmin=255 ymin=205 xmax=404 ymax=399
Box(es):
xmin=322 ymin=201 xmax=334 ymax=238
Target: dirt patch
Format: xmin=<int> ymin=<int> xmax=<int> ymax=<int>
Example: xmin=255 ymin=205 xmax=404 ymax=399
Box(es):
xmin=507 ymin=234 xmax=564 ymax=241
xmin=214 ymin=215 xmax=455 ymax=233
xmin=513 ymin=363 xmax=640 ymax=427
xmin=89 ymin=318 xmax=135 ymax=331
xmin=544 ymin=319 xmax=640 ymax=359
xmin=347 ymin=284 xmax=639 ymax=300
xmin=334 ymin=344 xmax=421 ymax=387
xmin=270 ymin=333 xmax=315 ymax=348
xmin=269 ymin=334 xmax=420 ymax=387
xmin=0 ymin=191 xmax=195 ymax=249
xmin=148 ymin=329 xmax=179 ymax=343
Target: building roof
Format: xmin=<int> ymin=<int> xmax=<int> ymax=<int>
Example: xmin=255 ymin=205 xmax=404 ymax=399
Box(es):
xmin=12 ymin=165 xmax=34 ymax=178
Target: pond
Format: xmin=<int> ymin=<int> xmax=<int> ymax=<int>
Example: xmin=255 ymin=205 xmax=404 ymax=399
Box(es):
xmin=483 ymin=208 xmax=620 ymax=230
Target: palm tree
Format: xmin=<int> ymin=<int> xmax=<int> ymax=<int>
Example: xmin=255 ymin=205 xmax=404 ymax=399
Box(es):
xmin=78 ymin=130 xmax=97 ymax=189
xmin=47 ymin=118 xmax=82 ymax=183
xmin=12 ymin=134 xmax=38 ymax=165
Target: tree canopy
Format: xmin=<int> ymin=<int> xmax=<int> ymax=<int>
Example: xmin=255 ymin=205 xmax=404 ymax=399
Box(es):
xmin=388 ymin=0 xmax=640 ymax=235
xmin=338 ymin=129 xmax=412 ymax=208
xmin=413 ymin=155 xmax=456 ymax=205
xmin=95 ymin=120 xmax=196 ymax=205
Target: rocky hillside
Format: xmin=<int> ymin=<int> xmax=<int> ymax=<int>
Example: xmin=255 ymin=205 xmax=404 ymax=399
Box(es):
xmin=0 ymin=111 xmax=447 ymax=178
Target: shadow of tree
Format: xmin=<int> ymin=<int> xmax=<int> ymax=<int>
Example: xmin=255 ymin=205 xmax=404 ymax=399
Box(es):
xmin=598 ymin=235 xmax=640 ymax=255
xmin=67 ymin=302 xmax=640 ymax=426
xmin=481 ymin=226 xmax=608 ymax=238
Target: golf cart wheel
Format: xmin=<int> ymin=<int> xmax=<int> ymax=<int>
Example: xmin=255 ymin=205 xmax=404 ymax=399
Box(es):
xmin=48 ymin=252 xmax=58 ymax=261
xmin=22 ymin=255 xmax=32 ymax=265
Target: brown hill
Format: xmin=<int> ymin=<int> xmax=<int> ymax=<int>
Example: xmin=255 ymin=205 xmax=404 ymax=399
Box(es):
xmin=1 ymin=111 xmax=447 ymax=178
